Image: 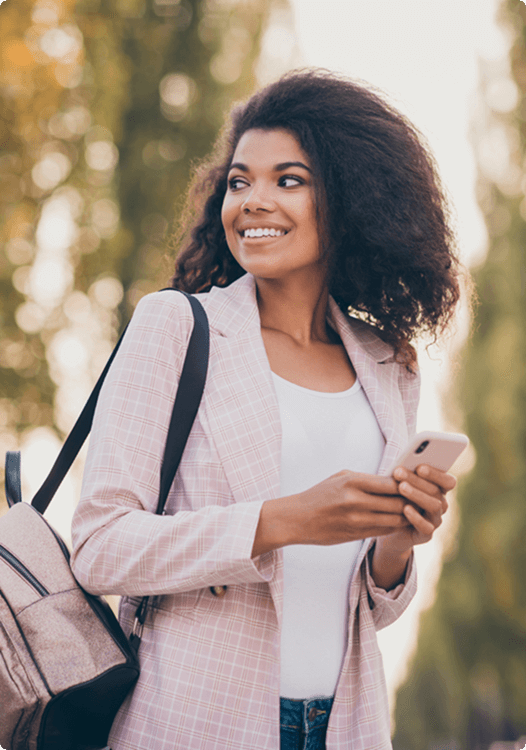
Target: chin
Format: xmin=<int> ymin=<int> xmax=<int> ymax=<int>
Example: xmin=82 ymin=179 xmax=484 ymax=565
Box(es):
xmin=241 ymin=259 xmax=294 ymax=278
xmin=231 ymin=255 xmax=283 ymax=279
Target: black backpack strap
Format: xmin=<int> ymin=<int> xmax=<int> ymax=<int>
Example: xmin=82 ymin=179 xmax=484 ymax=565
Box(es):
xmin=157 ymin=293 xmax=209 ymax=514
xmin=30 ymin=323 xmax=132 ymax=514
xmin=5 ymin=451 xmax=22 ymax=508
xmin=5 ymin=289 xmax=208 ymax=516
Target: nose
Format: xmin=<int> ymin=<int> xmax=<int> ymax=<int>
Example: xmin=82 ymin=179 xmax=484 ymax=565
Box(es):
xmin=241 ymin=182 xmax=274 ymax=213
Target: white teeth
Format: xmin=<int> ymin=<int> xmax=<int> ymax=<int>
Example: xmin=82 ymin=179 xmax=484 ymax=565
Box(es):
xmin=242 ymin=228 xmax=286 ymax=238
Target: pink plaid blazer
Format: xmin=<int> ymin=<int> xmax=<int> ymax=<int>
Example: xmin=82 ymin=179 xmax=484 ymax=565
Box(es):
xmin=71 ymin=273 xmax=420 ymax=750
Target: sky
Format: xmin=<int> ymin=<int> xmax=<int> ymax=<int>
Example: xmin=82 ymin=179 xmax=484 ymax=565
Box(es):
xmin=269 ymin=0 xmax=513 ymax=706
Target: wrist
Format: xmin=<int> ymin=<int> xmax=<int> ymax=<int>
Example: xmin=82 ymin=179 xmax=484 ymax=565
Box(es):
xmin=251 ymin=495 xmax=298 ymax=557
xmin=370 ymin=538 xmax=413 ymax=591
xmin=375 ymin=533 xmax=413 ymax=558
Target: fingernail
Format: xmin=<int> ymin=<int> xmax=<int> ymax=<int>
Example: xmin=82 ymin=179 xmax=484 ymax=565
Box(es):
xmin=418 ymin=465 xmax=429 ymax=477
xmin=394 ymin=468 xmax=406 ymax=480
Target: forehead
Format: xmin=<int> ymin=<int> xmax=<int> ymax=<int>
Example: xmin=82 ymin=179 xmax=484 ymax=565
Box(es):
xmin=231 ymin=128 xmax=310 ymax=167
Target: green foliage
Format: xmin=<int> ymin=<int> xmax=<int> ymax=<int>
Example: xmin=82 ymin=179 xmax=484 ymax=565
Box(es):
xmin=0 ymin=0 xmax=69 ymax=440
xmin=392 ymin=2 xmax=526 ymax=748
xmin=0 ymin=0 xmax=276 ymax=512
xmin=91 ymin=0 xmax=271 ymax=309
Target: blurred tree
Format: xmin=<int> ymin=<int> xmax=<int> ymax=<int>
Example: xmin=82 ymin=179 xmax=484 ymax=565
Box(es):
xmin=392 ymin=2 xmax=526 ymax=749
xmin=1 ymin=0 xmax=282 ymax=510
xmin=76 ymin=0 xmax=275 ymax=312
xmin=0 ymin=0 xmax=74 ymax=437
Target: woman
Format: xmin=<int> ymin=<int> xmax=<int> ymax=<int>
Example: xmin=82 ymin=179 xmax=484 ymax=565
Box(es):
xmin=71 ymin=70 xmax=461 ymax=750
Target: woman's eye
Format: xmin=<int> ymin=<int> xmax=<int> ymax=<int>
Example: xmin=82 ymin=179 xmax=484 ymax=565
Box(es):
xmin=279 ymin=175 xmax=303 ymax=188
xmin=228 ymin=176 xmax=247 ymax=191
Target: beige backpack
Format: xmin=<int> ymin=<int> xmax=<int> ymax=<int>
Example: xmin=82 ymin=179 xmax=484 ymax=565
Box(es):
xmin=0 ymin=290 xmax=208 ymax=749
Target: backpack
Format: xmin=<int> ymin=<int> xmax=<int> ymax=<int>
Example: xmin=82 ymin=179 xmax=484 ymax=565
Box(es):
xmin=0 ymin=290 xmax=209 ymax=750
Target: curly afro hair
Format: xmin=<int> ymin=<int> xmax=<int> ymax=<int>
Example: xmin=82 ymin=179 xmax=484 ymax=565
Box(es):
xmin=170 ymin=69 xmax=461 ymax=369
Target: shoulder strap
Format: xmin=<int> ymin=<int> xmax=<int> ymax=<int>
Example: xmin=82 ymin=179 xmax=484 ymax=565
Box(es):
xmin=5 ymin=450 xmax=22 ymax=507
xmin=5 ymin=290 xmax=209 ymax=516
xmin=157 ymin=293 xmax=209 ymax=514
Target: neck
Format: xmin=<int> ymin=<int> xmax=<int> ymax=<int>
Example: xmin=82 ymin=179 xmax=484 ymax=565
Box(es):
xmin=255 ymin=274 xmax=331 ymax=345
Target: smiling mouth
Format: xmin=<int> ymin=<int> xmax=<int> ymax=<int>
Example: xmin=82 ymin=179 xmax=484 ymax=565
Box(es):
xmin=239 ymin=228 xmax=289 ymax=238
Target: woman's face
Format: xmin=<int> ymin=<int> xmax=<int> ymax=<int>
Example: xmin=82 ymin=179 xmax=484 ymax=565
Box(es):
xmin=221 ymin=128 xmax=324 ymax=284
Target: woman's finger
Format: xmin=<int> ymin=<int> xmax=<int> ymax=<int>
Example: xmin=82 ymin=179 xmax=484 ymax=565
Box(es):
xmin=415 ymin=464 xmax=457 ymax=493
xmin=345 ymin=512 xmax=410 ymax=532
xmin=341 ymin=471 xmax=400 ymax=496
xmin=393 ymin=467 xmax=443 ymax=498
xmin=397 ymin=480 xmax=444 ymax=516
xmin=346 ymin=491 xmax=407 ymax=515
xmin=403 ymin=504 xmax=436 ymax=536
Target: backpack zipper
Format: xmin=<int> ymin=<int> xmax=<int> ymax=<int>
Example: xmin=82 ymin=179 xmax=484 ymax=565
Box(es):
xmin=0 ymin=545 xmax=49 ymax=596
xmin=0 ymin=589 xmax=54 ymax=697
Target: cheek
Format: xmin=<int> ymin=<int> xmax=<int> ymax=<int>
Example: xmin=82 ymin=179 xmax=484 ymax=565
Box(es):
xmin=220 ymin=202 xmax=239 ymax=257
xmin=220 ymin=202 xmax=230 ymax=234
xmin=221 ymin=199 xmax=240 ymax=245
xmin=293 ymin=195 xmax=317 ymax=234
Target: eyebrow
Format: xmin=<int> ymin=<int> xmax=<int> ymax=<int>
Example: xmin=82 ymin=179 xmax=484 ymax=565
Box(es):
xmin=228 ymin=161 xmax=312 ymax=173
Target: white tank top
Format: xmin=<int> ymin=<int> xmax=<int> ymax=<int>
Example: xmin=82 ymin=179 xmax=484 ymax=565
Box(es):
xmin=272 ymin=372 xmax=385 ymax=699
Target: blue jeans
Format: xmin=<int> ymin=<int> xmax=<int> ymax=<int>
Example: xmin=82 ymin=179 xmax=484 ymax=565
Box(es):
xmin=280 ymin=696 xmax=334 ymax=750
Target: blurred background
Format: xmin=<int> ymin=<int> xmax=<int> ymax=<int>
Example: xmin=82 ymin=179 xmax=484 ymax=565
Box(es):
xmin=1 ymin=0 xmax=525 ymax=747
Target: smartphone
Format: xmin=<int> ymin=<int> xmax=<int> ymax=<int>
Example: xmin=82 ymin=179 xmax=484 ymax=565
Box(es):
xmin=388 ymin=430 xmax=469 ymax=476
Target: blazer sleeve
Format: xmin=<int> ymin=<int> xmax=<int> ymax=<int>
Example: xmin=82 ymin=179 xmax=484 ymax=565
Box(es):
xmin=363 ymin=540 xmax=417 ymax=631
xmin=363 ymin=360 xmax=421 ymax=630
xmin=70 ymin=292 xmax=274 ymax=598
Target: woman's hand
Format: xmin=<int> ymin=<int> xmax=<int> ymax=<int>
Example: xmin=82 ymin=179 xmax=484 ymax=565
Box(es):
xmin=252 ymin=470 xmax=411 ymax=557
xmin=388 ymin=464 xmax=456 ymax=551
xmin=371 ymin=464 xmax=456 ymax=589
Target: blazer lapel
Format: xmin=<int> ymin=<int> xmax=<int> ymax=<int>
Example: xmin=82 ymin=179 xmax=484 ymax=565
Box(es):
xmin=198 ymin=276 xmax=285 ymax=623
xmin=328 ymin=299 xmax=409 ymax=476
xmin=200 ymin=274 xmax=282 ymax=506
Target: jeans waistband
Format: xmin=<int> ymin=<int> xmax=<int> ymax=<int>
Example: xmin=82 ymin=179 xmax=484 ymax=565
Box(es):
xmin=280 ymin=696 xmax=334 ymax=732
